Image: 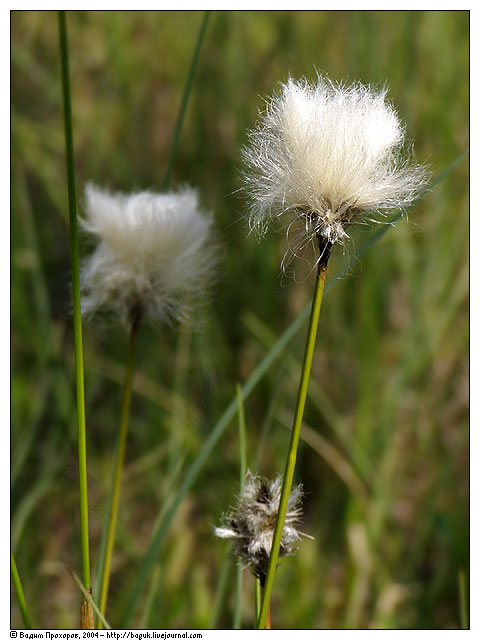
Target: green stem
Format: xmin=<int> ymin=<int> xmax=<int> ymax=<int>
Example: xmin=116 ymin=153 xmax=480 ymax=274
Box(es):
xmin=257 ymin=266 xmax=327 ymax=630
xmin=458 ymin=568 xmax=468 ymax=629
xmin=233 ymin=384 xmax=247 ymax=629
xmin=11 ymin=552 xmax=32 ymax=629
xmin=255 ymin=578 xmax=261 ymax=626
xmin=208 ymin=546 xmax=232 ymax=629
xmin=98 ymin=314 xmax=141 ymax=620
xmin=236 ymin=384 xmax=247 ymax=481
xmin=161 ymin=11 xmax=210 ymax=191
xmin=58 ymin=10 xmax=91 ymax=594
xmin=139 ymin=565 xmax=161 ymax=629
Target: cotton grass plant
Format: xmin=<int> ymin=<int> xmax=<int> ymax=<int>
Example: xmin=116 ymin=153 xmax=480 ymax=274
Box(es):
xmin=215 ymin=471 xmax=307 ymax=628
xmin=81 ymin=184 xmax=217 ymax=327
xmin=12 ymin=10 xmax=467 ymax=631
xmin=243 ymin=75 xmax=428 ymax=629
xmin=81 ymin=184 xmax=217 ymax=620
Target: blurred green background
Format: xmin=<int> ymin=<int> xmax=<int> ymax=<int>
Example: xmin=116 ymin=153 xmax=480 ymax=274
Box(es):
xmin=12 ymin=10 xmax=468 ymax=630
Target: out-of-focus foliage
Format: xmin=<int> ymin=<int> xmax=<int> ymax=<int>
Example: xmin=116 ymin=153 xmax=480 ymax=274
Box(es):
xmin=11 ymin=10 xmax=468 ymax=629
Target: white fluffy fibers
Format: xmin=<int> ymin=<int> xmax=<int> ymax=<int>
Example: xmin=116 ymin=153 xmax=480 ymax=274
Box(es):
xmin=243 ymin=76 xmax=428 ymax=254
xmin=214 ymin=471 xmax=307 ymax=582
xmin=80 ymin=184 xmax=217 ymax=325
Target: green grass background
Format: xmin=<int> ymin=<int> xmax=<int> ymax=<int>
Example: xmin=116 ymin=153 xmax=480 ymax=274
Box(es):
xmin=11 ymin=10 xmax=468 ymax=630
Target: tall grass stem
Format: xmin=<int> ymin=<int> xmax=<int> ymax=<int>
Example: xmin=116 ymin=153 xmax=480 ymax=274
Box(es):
xmin=233 ymin=384 xmax=247 ymax=629
xmin=98 ymin=314 xmax=140 ymax=621
xmin=257 ymin=266 xmax=327 ymax=629
xmin=58 ymin=10 xmax=92 ymax=624
xmin=161 ymin=11 xmax=210 ymax=192
xmin=11 ymin=552 xmax=32 ymax=629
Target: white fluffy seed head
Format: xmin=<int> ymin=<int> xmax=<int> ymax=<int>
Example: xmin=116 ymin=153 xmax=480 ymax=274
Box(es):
xmin=214 ymin=470 xmax=308 ymax=582
xmin=80 ymin=184 xmax=217 ymax=326
xmin=243 ymin=75 xmax=429 ymax=263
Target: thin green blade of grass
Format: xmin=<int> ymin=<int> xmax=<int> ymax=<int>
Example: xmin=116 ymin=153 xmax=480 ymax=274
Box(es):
xmin=233 ymin=384 xmax=247 ymax=629
xmin=253 ymin=364 xmax=288 ymax=472
xmin=11 ymin=552 xmax=33 ymax=629
xmin=12 ymin=476 xmax=55 ymax=549
xmin=458 ymin=568 xmax=469 ymax=630
xmin=208 ymin=545 xmax=233 ymax=629
xmin=429 ymin=149 xmax=468 ymax=189
xmin=58 ymin=10 xmax=92 ymax=596
xmin=13 ymin=167 xmax=51 ymax=341
xmin=120 ymin=154 xmax=466 ymax=627
xmin=161 ymin=11 xmax=211 ymax=192
xmin=69 ymin=569 xmax=112 ymax=630
xmin=277 ymin=409 xmax=369 ymax=511
xmin=236 ymin=384 xmax=247 ymax=481
xmin=167 ymin=323 xmax=192 ymax=483
xmin=244 ymin=311 xmax=372 ymax=478
xmin=135 ymin=456 xmax=186 ymax=626
xmin=255 ymin=577 xmax=262 ymax=625
xmin=139 ymin=565 xmax=161 ymax=629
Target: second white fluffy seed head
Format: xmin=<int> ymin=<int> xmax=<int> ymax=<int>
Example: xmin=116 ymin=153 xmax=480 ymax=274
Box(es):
xmin=80 ymin=184 xmax=217 ymax=325
xmin=243 ymin=75 xmax=428 ymax=260
xmin=214 ymin=470 xmax=307 ymax=582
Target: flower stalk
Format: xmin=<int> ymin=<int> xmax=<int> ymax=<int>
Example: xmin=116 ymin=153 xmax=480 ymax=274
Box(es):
xmin=257 ymin=258 xmax=328 ymax=629
xmin=97 ymin=310 xmax=141 ymax=622
xmin=262 ymin=587 xmax=272 ymax=630
xmin=58 ymin=10 xmax=93 ymax=627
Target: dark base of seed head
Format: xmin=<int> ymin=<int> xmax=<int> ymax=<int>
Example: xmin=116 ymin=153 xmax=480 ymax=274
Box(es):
xmin=317 ymin=235 xmax=333 ymax=272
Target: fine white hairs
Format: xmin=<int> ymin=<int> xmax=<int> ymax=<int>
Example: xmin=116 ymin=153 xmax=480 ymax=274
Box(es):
xmin=214 ymin=470 xmax=308 ymax=583
xmin=80 ymin=184 xmax=217 ymax=326
xmin=243 ymin=75 xmax=429 ymax=267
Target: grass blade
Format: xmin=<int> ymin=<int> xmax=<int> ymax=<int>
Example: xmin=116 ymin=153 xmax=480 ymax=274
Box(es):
xmin=161 ymin=11 xmax=211 ymax=192
xmin=233 ymin=384 xmax=247 ymax=629
xmin=69 ymin=569 xmax=112 ymax=630
xmin=120 ymin=154 xmax=466 ymax=626
xmin=458 ymin=568 xmax=468 ymax=630
xmin=236 ymin=383 xmax=247 ymax=481
xmin=139 ymin=565 xmax=161 ymax=629
xmin=11 ymin=552 xmax=33 ymax=629
xmin=429 ymin=150 xmax=468 ymax=189
xmin=208 ymin=546 xmax=233 ymax=629
xmin=278 ymin=409 xmax=369 ymax=511
xmin=58 ymin=11 xmax=92 ymax=621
